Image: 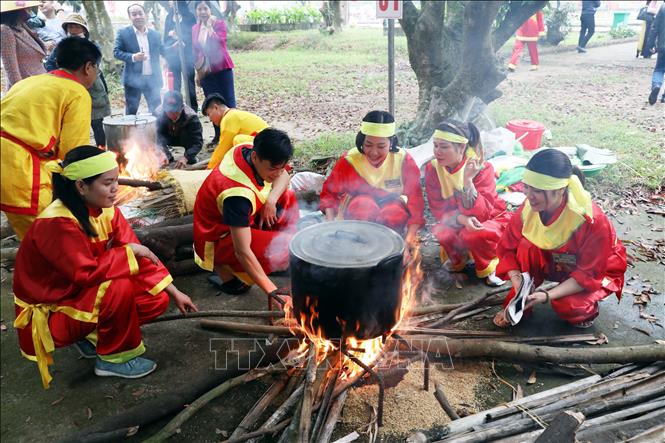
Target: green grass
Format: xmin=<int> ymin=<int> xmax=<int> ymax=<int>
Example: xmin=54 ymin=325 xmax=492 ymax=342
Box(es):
xmin=293 ymin=132 xmax=355 ymax=168
xmin=489 ymin=96 xmax=664 ymax=189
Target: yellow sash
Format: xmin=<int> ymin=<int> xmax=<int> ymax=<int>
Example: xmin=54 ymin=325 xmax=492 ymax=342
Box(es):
xmin=521 ymin=200 xmax=587 ymax=250
xmin=344 ymin=147 xmax=406 ymax=194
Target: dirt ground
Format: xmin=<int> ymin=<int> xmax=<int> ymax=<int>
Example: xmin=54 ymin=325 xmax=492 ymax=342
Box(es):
xmin=1 ymin=42 xmax=664 ymax=442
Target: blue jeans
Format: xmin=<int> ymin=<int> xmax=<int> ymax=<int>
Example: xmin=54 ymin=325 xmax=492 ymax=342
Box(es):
xmin=652 ymin=49 xmax=665 ymax=89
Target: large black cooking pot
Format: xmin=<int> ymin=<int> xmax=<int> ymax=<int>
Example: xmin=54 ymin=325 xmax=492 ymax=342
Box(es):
xmin=289 ymin=220 xmax=404 ymax=340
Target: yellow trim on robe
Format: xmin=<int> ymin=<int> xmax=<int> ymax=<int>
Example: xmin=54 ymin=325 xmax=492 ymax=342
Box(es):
xmin=219 ymin=146 xmax=272 ymax=204
xmin=195 ymin=240 xmax=216 ymax=271
xmin=97 ymin=341 xmax=145 ymax=364
xmin=126 ymin=245 xmax=139 ymax=275
xmin=431 ymin=159 xmax=466 ymax=199
xmin=148 ymin=275 xmax=173 ymax=296
xmin=37 ymin=200 xmax=116 ymax=241
xmin=521 ymin=201 xmax=586 ymax=250
xmin=476 ymin=257 xmax=499 ymax=278
xmin=344 ymin=147 xmax=406 ymax=193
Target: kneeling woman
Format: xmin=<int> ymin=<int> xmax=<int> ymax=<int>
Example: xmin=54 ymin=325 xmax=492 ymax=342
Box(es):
xmin=319 ymin=110 xmax=424 ymax=243
xmin=494 ymin=149 xmax=626 ymax=328
xmin=425 ymin=120 xmax=510 ymax=286
xmin=13 ymin=147 xmax=197 ymax=389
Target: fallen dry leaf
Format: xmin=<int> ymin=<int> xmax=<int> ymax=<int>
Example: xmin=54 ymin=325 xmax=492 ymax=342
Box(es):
xmin=132 ymin=387 xmax=146 ymax=398
xmin=512 ymin=384 xmax=523 ymax=401
xmin=512 ymin=364 xmax=524 ymax=373
xmin=527 ymin=370 xmax=537 ymax=385
xmin=0 ymin=324 xmax=6 ymax=332
xmin=50 ymin=396 xmax=64 ymax=406
xmin=655 ymin=340 xmax=665 ymax=345
xmin=87 ymin=407 xmax=92 ymax=420
xmin=585 ymin=333 xmax=609 ymax=346
xmin=127 ymin=426 xmax=139 ymax=437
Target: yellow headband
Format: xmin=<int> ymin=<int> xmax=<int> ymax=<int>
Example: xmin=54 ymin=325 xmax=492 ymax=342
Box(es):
xmin=46 ymin=151 xmax=118 ymax=180
xmin=522 ymin=169 xmax=593 ymax=219
xmin=433 ymin=130 xmax=468 ymax=144
xmin=360 ymin=121 xmax=396 ymax=138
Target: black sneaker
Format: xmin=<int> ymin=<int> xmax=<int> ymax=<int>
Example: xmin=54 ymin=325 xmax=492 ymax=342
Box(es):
xmin=648 ymin=87 xmax=660 ymax=105
xmin=661 ymin=93 xmax=665 ymax=103
xmin=207 ymin=274 xmax=251 ymax=295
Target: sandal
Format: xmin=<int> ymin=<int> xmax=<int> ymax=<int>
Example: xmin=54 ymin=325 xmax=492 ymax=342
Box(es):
xmin=493 ymin=310 xmax=510 ymax=328
xmin=572 ymin=319 xmax=594 ymax=329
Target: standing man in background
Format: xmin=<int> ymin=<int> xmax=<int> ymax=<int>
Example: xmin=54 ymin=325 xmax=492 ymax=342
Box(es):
xmin=164 ymin=0 xmax=198 ymax=111
xmin=114 ymin=3 xmax=164 ymax=115
xmin=37 ymin=0 xmax=65 ymax=52
xmin=648 ymin=1 xmax=665 ymax=104
xmin=577 ymin=1 xmax=601 ymax=53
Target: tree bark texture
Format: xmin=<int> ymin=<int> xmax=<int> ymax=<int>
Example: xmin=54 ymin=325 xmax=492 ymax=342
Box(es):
xmin=82 ymin=1 xmax=115 ymax=63
xmin=398 ymin=1 xmax=548 ymax=146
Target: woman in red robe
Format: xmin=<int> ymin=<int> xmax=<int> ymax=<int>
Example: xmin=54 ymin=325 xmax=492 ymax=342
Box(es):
xmin=424 ymin=119 xmax=510 ymax=286
xmin=494 ymin=149 xmax=626 ymax=328
xmin=508 ymin=10 xmax=545 ymax=71
xmin=13 ymin=146 xmax=197 ymax=389
xmin=319 ymin=110 xmax=424 ymax=244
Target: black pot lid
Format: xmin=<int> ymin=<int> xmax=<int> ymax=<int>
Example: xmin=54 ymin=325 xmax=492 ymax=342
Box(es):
xmin=102 ymin=114 xmax=156 ymax=126
xmin=289 ymin=220 xmax=404 ymax=268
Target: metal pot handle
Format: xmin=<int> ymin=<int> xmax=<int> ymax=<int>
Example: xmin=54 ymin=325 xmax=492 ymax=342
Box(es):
xmin=333 ymin=229 xmax=364 ymax=243
xmin=374 ymin=253 xmax=403 ymax=276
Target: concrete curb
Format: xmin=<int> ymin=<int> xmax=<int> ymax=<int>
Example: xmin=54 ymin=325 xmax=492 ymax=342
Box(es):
xmin=538 ymin=37 xmax=638 ymax=55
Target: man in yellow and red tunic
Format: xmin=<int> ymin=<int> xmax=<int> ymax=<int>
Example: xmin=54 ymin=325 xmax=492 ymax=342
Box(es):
xmin=193 ymin=128 xmax=298 ymax=299
xmin=508 ymin=10 xmax=546 ymax=72
xmin=1 ymin=37 xmax=99 ymax=239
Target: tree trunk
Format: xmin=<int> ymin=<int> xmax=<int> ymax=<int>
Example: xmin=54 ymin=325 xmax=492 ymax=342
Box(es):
xmin=82 ymin=0 xmax=115 ymax=63
xmin=320 ymin=1 xmax=343 ymax=31
xmin=398 ymin=0 xmax=548 ymax=146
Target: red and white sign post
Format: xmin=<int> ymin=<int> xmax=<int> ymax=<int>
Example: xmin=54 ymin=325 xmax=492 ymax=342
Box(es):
xmin=377 ymin=1 xmax=403 ymax=116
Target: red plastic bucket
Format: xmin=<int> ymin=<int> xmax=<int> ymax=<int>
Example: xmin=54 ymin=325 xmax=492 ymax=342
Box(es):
xmin=505 ymin=119 xmax=546 ymax=151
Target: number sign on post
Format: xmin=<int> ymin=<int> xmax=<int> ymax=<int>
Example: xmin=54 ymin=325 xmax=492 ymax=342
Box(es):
xmin=376 ymin=0 xmax=403 ymax=20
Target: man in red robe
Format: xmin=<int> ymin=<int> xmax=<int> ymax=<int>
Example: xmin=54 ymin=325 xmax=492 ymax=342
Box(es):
xmin=508 ymin=10 xmax=545 ymax=71
xmin=193 ymin=128 xmax=298 ymax=299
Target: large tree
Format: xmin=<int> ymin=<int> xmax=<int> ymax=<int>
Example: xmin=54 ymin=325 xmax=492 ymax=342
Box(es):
xmin=398 ymin=0 xmax=547 ymax=146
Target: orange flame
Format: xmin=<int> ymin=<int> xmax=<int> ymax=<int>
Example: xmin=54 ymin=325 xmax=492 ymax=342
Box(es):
xmin=119 ymin=139 xmax=166 ymax=180
xmin=285 ymin=243 xmax=423 ymax=379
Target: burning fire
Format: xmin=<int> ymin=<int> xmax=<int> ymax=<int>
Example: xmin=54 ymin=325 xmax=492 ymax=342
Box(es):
xmin=113 ymin=139 xmax=167 ymax=204
xmin=285 ymin=244 xmax=424 ymax=379
xmin=118 ymin=139 xmax=167 ymax=180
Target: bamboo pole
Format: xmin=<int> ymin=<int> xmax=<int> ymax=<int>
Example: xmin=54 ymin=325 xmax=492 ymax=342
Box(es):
xmin=149 ymin=310 xmax=284 ymax=324
xmin=229 ymin=374 xmax=289 ymax=439
xmin=200 ymin=319 xmax=296 ymax=336
xmin=434 ymin=382 xmax=460 ymax=420
xmin=317 ymin=389 xmax=349 ymax=443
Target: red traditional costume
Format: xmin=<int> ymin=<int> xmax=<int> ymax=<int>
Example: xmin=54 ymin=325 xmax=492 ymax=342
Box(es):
xmin=193 ymin=144 xmax=299 ymax=284
xmin=13 ymin=200 xmax=172 ymax=388
xmin=508 ymin=11 xmax=545 ymax=70
xmin=497 ymin=190 xmax=627 ymax=325
xmin=319 ymin=148 xmax=425 ymax=233
xmin=1 ymin=70 xmax=92 ymax=239
xmin=425 ymin=156 xmax=510 ymax=278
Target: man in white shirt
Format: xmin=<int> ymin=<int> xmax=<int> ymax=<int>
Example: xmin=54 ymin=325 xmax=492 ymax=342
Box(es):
xmin=113 ymin=3 xmax=164 ymax=115
xmin=37 ymin=0 xmax=66 ymax=52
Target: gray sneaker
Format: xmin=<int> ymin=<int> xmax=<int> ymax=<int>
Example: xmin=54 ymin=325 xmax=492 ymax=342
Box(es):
xmin=74 ymin=340 xmax=97 ymax=359
xmin=94 ymin=357 xmax=157 ymax=379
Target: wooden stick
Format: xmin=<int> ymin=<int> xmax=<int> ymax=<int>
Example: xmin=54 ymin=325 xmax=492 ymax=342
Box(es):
xmin=222 ymin=419 xmax=291 ymax=443
xmin=317 ymin=388 xmax=349 ymax=443
xmin=434 ymin=382 xmax=460 ymax=420
xmin=256 ymin=383 xmax=305 ymax=432
xmin=149 ymin=310 xmax=284 ymax=324
xmin=200 ymin=319 xmax=296 ymax=336
xmin=61 ymin=340 xmax=291 ymax=443
xmin=311 ymin=367 xmax=341 ymax=442
xmin=533 ymin=410 xmax=584 ymax=443
xmin=576 ymin=408 xmax=665 ymax=441
xmin=298 ymin=344 xmax=318 ymax=442
xmin=143 ymin=368 xmax=281 ymax=443
xmin=229 ymin=374 xmax=289 ymax=439
xmin=407 ymin=338 xmax=665 ymax=364
xmin=118 ymin=177 xmax=164 ymax=190
xmin=623 ymin=423 xmax=665 ymax=442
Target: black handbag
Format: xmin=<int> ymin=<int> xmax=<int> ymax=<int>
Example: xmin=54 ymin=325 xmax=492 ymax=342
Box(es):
xmin=637 ymin=7 xmax=649 ymax=21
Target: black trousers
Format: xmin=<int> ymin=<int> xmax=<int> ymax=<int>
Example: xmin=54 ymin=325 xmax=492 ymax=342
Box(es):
xmin=578 ymin=13 xmax=595 ymax=48
xmin=170 ymin=62 xmax=198 ymax=111
xmin=124 ymin=77 xmax=162 ymax=115
xmin=91 ymin=118 xmax=106 ymax=147
xmin=201 ymin=69 xmax=236 ymax=141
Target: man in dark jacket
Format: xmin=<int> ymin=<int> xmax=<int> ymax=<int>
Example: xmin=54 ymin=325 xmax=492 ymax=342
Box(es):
xmin=163 ymin=1 xmax=197 ymax=111
xmin=648 ymin=2 xmax=665 ymax=104
xmin=113 ymin=3 xmax=164 ymax=115
xmin=577 ymin=1 xmax=601 ymax=53
xmin=156 ymin=91 xmax=203 ymax=168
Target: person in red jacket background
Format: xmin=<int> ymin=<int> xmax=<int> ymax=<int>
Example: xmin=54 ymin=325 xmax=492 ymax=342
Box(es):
xmin=424 ymin=119 xmax=510 ymax=286
xmin=493 ymin=149 xmax=627 ymax=329
xmin=508 ymin=10 xmax=545 ymax=72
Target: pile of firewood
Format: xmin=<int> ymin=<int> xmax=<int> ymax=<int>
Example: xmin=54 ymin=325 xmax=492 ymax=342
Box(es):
xmin=409 ymin=361 xmax=665 ymax=443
